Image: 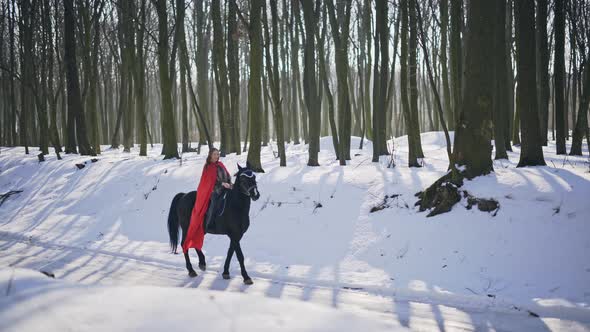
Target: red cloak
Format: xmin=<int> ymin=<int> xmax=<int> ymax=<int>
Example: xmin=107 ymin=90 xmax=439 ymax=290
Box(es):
xmin=182 ymin=161 xmax=229 ymax=253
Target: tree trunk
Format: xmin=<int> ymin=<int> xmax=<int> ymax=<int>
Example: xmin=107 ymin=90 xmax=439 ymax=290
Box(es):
xmin=505 ymin=0 xmax=514 ymax=151
xmin=36 ymin=0 xmax=50 ymax=155
xmin=372 ymin=0 xmax=389 ymax=162
xmin=0 ymin=4 xmax=6 ymax=146
xmin=228 ymin=0 xmax=241 ymax=153
xmin=451 ymin=0 xmax=495 ymax=178
xmin=290 ymin=2 xmax=301 ymax=144
xmin=512 ymin=85 xmax=521 ymax=144
xmin=136 ymin=0 xmax=147 ymax=156
xmin=195 ymin=0 xmax=210 ymax=147
xmin=515 ymin=0 xmax=546 ymax=166
xmin=356 ymin=0 xmax=366 ymax=147
xmin=408 ymin=0 xmax=424 ymax=159
xmin=177 ymin=0 xmax=190 ymax=153
xmin=80 ymin=1 xmax=104 ymax=154
xmin=570 ymin=54 xmax=590 ymax=155
xmin=152 ymin=0 xmax=179 ymax=159
xmin=440 ymin=0 xmax=453 ymax=127
xmin=301 ymin=0 xmax=321 ymax=166
xmin=493 ymin=0 xmax=509 ymax=160
xmin=269 ymin=1 xmax=286 ymax=166
xmin=8 ymin=0 xmax=18 ymax=147
xmin=318 ymin=7 xmax=339 ymax=158
xmin=64 ymin=0 xmax=94 ymax=156
xmin=211 ymin=0 xmax=230 ymax=155
xmin=326 ymin=0 xmax=353 ymax=165
xmin=449 ymin=0 xmax=462 ymax=130
xmin=400 ymin=0 xmax=419 ymax=167
xmin=20 ymin=0 xmax=35 ymax=155
xmin=91 ymin=2 xmax=104 ymax=154
xmin=246 ymin=0 xmax=265 ymax=172
xmin=554 ymin=0 xmax=566 ymax=154
xmin=385 ymin=7 xmax=401 ymax=139
xmin=119 ymin=0 xmax=135 ymax=153
xmin=265 ymin=1 xmax=287 ymax=167
xmin=280 ymin=0 xmax=291 ymax=143
xmin=536 ymin=0 xmax=550 ymax=146
xmin=415 ymin=0 xmax=453 ymax=166
xmin=363 ymin=0 xmax=372 ymax=141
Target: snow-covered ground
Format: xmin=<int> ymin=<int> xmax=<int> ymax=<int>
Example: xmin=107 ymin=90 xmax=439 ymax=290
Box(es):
xmin=1 ymin=133 xmax=589 ymax=331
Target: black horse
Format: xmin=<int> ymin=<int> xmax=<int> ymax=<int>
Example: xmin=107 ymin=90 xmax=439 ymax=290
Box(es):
xmin=167 ymin=163 xmax=260 ymax=284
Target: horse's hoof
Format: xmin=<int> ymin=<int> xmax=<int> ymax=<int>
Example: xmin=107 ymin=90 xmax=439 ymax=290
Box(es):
xmin=222 ymin=273 xmax=230 ymax=280
xmin=188 ymin=270 xmax=198 ymax=278
xmin=243 ymin=278 xmax=253 ymax=285
xmin=199 ymin=263 xmax=206 ymax=271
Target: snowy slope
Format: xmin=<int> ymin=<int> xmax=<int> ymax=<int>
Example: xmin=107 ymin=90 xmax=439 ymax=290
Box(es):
xmin=0 ymin=268 xmax=397 ymax=332
xmin=1 ymin=133 xmax=589 ymax=331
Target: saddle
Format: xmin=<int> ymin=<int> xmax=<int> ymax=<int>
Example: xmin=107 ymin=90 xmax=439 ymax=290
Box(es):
xmin=205 ymin=191 xmax=228 ymax=232
xmin=215 ymin=191 xmax=228 ymax=217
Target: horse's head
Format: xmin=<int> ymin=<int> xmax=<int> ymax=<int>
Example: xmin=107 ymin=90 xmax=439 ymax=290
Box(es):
xmin=235 ymin=162 xmax=260 ymax=201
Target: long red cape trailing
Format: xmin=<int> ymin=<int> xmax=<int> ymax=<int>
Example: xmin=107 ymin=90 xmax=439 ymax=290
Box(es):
xmin=183 ymin=161 xmax=229 ymax=253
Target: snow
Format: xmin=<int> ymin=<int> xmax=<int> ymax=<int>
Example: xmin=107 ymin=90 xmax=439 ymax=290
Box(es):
xmin=0 ymin=268 xmax=396 ymax=332
xmin=1 ymin=132 xmax=590 ymax=331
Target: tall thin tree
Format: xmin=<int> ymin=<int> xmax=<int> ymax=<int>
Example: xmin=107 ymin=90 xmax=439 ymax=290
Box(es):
xmin=152 ymin=0 xmax=179 ymax=159
xmin=64 ymin=0 xmax=95 ymax=155
xmin=400 ymin=0 xmax=420 ymax=167
xmin=372 ymin=0 xmax=389 ymax=162
xmin=264 ymin=0 xmax=286 ymax=166
xmin=554 ymin=0 xmax=567 ymax=154
xmin=245 ymin=0 xmax=265 ymax=172
xmin=515 ymin=0 xmax=546 ymax=166
xmin=326 ymin=0 xmax=353 ymax=165
xmin=536 ymin=0 xmax=550 ymax=146
xmin=493 ymin=0 xmax=509 ymax=160
xmin=451 ymin=0 xmax=495 ymax=178
xmin=449 ymin=0 xmax=462 ymax=128
xmin=301 ymin=0 xmax=321 ymax=166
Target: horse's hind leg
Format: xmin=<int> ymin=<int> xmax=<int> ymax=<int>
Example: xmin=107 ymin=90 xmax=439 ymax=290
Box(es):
xmin=183 ymin=251 xmax=197 ymax=277
xmin=195 ymin=249 xmax=206 ymax=271
xmin=222 ymin=241 xmax=235 ymax=279
xmin=181 ymin=223 xmax=197 ymax=277
xmin=233 ymin=240 xmax=252 ymax=285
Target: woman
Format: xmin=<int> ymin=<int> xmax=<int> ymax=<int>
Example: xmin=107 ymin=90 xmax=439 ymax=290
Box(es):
xmin=182 ymin=148 xmax=232 ymax=253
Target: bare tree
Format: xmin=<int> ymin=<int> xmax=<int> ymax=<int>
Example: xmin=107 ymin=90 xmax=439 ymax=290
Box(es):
xmin=554 ymin=0 xmax=567 ymax=154
xmin=64 ymin=0 xmax=95 ymax=155
xmin=301 ymin=0 xmax=321 ymax=166
xmin=327 ymin=0 xmax=353 ymax=165
xmin=152 ymin=0 xmax=179 ymax=159
xmin=515 ymin=0 xmax=546 ymax=166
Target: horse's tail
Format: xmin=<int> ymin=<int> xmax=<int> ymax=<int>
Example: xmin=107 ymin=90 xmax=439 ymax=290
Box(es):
xmin=167 ymin=193 xmax=184 ymax=253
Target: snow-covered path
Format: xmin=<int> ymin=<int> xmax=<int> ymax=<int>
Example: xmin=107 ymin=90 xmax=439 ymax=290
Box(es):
xmin=1 ymin=231 xmax=585 ymax=331
xmin=1 ymin=133 xmax=589 ymax=331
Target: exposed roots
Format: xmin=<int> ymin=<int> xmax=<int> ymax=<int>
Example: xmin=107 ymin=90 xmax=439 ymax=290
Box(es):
xmin=415 ymin=171 xmax=463 ymax=217
xmin=464 ymin=191 xmax=500 ymax=215
xmin=415 ymin=170 xmax=500 ymax=217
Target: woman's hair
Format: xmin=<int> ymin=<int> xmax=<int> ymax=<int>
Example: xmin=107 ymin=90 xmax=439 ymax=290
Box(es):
xmin=205 ymin=148 xmax=220 ymax=165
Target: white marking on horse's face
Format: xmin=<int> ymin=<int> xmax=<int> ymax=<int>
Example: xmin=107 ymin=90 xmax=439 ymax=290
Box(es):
xmin=240 ymin=170 xmax=255 ymax=178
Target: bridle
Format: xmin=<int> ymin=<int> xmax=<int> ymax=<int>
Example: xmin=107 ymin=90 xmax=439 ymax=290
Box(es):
xmin=237 ymin=171 xmax=258 ymax=198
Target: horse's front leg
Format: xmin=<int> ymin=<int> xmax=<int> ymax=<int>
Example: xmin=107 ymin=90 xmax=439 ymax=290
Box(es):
xmin=195 ymin=249 xmax=206 ymax=271
xmin=233 ymin=240 xmax=252 ymax=285
xmin=222 ymin=241 xmax=235 ymax=279
xmin=184 ymin=251 xmax=198 ymax=277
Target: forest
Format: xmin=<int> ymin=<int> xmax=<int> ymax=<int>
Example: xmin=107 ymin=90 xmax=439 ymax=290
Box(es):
xmin=2 ymin=1 xmax=590 ymax=329
xmin=0 ymin=0 xmax=588 ymax=175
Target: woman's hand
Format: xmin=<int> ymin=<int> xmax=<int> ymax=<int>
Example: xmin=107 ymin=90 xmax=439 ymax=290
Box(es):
xmin=222 ymin=182 xmax=232 ymax=189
